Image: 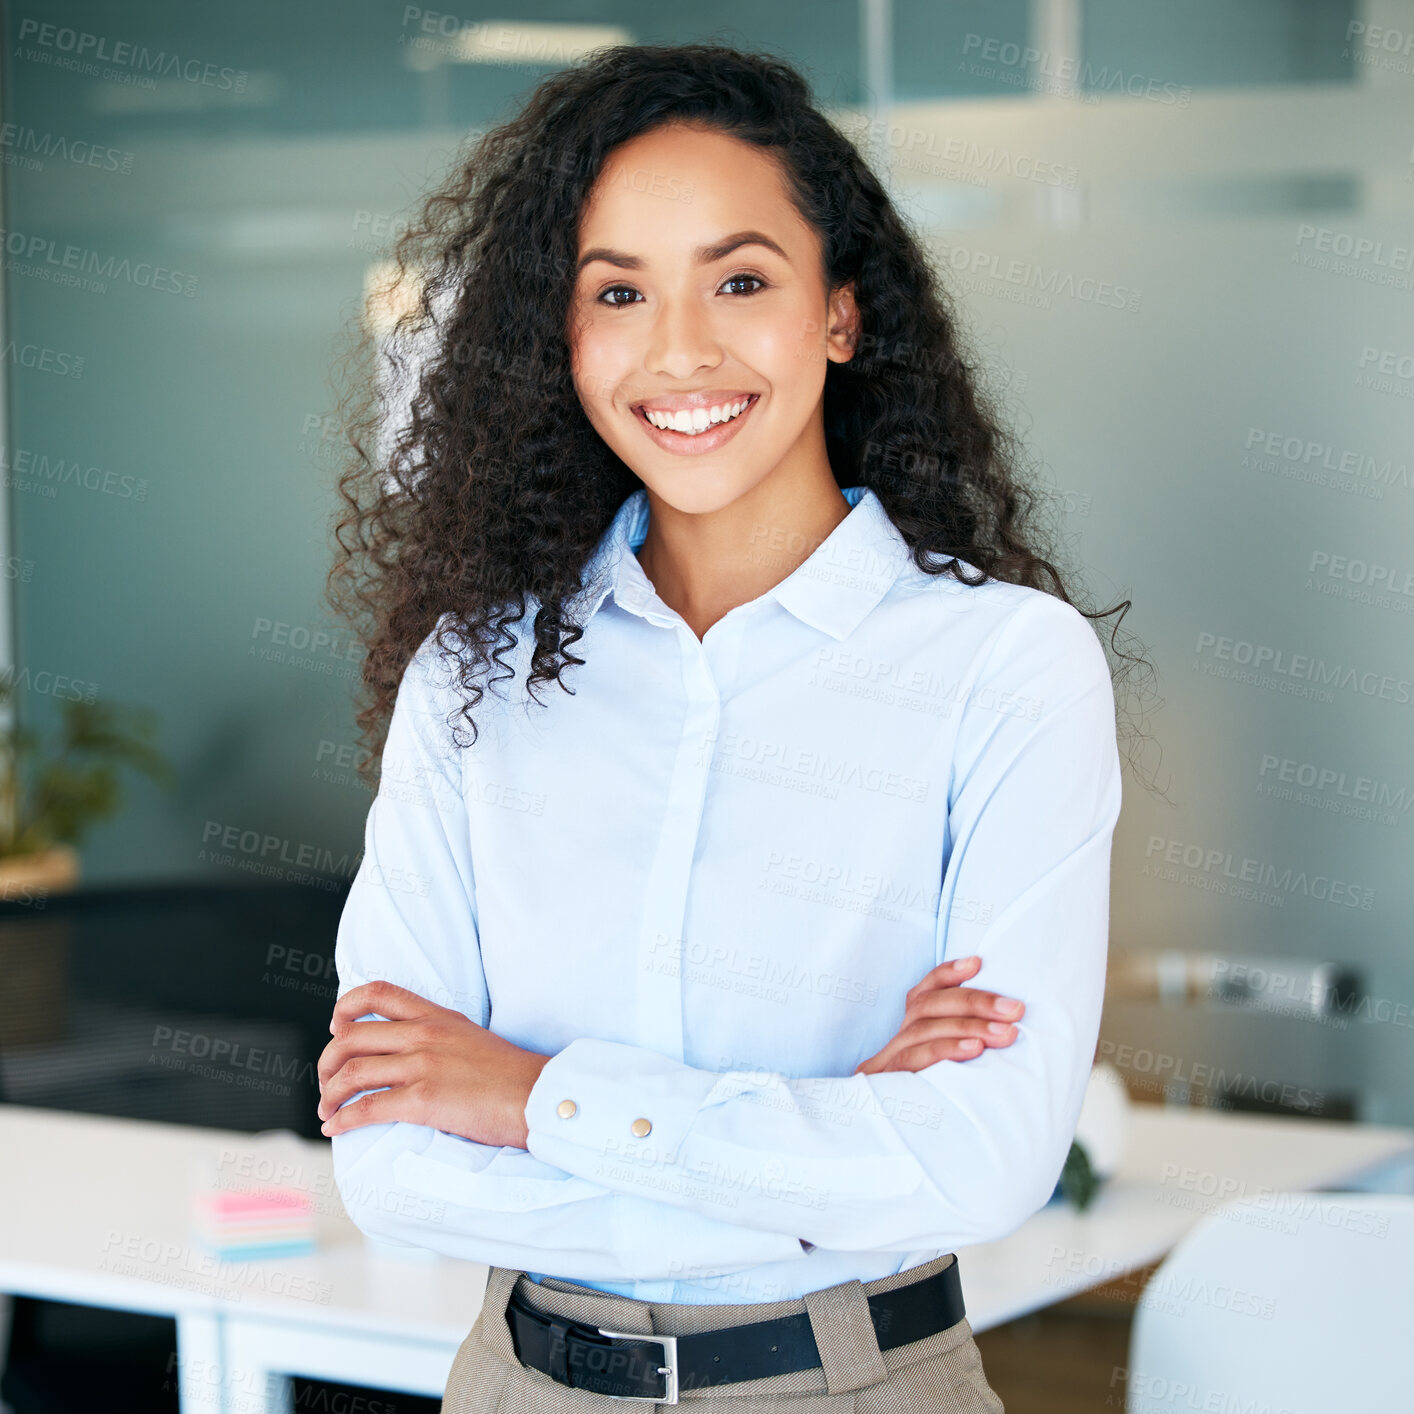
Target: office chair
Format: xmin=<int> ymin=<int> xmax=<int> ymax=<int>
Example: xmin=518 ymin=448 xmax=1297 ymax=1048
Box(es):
xmin=1126 ymin=1191 xmax=1414 ymax=1411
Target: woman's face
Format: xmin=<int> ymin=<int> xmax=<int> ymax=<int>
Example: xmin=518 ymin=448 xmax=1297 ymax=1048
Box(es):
xmin=567 ymin=121 xmax=858 ymax=516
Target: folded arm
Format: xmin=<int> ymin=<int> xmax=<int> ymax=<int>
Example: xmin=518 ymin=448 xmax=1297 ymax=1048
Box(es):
xmin=523 ymin=595 xmax=1123 ymax=1252
xmin=328 ymin=625 xmax=811 ymax=1279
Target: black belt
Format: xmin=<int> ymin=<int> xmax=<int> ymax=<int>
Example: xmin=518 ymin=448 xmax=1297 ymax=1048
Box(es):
xmin=505 ymin=1258 xmax=966 ymax=1403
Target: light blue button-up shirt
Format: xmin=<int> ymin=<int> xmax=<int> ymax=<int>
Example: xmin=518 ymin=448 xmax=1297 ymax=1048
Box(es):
xmin=331 ymin=483 xmax=1122 ymax=1304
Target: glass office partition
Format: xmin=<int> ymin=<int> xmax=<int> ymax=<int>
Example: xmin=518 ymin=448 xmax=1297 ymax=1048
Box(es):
xmin=3 ymin=1 xmax=1411 ymax=1133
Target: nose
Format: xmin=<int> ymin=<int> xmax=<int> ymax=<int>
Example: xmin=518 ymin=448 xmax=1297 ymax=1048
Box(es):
xmin=644 ymin=292 xmax=724 ymax=381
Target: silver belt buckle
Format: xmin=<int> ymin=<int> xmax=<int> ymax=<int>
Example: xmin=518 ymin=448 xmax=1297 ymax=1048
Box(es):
xmin=594 ymin=1327 xmax=679 ymax=1404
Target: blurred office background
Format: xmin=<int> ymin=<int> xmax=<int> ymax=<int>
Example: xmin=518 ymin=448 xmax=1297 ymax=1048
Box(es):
xmin=2 ymin=1 xmax=1412 ymax=1411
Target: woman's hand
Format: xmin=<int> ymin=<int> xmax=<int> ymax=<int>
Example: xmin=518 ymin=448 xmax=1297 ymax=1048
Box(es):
xmin=317 ymin=980 xmax=551 ymax=1149
xmin=854 ymin=955 xmax=1025 ymax=1075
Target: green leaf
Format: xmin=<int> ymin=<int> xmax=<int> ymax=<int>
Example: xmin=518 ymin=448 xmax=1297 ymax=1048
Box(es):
xmin=0 ymin=693 xmax=177 ymax=857
xmin=1060 ymin=1139 xmax=1099 ymax=1211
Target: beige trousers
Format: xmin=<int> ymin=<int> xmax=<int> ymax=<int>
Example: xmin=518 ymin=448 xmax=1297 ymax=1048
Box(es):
xmin=440 ymin=1251 xmax=1004 ymax=1413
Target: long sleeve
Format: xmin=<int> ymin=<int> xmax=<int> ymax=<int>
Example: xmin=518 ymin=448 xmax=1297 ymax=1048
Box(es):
xmin=523 ymin=593 xmax=1123 ymax=1253
xmin=330 ymin=624 xmax=812 ymax=1279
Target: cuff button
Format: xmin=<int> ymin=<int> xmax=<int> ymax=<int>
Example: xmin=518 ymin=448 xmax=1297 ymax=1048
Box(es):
xmin=630 ymin=1117 xmax=652 ymax=1137
xmin=557 ymin=1099 xmax=578 ymax=1119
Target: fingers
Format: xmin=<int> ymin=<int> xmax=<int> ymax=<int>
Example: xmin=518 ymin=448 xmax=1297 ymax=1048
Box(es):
xmin=317 ymin=1017 xmax=428 ymax=1091
xmin=856 ymin=1014 xmax=1020 ymax=1074
xmin=329 ymin=980 xmax=439 ymax=1032
xmin=915 ymin=1014 xmax=1019 ymax=1052
xmin=856 ymin=1039 xmax=977 ymax=1075
xmin=906 ymin=954 xmax=981 ymax=999
xmin=857 ymin=957 xmax=1027 ymax=1078
xmin=907 ymin=986 xmax=1025 ymax=1024
xmin=860 ymin=1034 xmax=981 ymax=1074
xmin=890 ymin=1036 xmax=988 ymax=1072
xmin=317 ymin=1051 xmax=417 ymax=1125
xmin=906 ymin=957 xmax=1025 ymax=1023
xmin=320 ymin=1076 xmax=416 ymax=1135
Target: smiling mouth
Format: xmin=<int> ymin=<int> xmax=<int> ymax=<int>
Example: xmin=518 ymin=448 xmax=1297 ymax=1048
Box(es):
xmin=632 ymin=393 xmax=761 ymax=436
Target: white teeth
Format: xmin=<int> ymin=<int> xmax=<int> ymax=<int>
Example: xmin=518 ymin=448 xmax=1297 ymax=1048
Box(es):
xmin=643 ymin=397 xmax=752 ymax=434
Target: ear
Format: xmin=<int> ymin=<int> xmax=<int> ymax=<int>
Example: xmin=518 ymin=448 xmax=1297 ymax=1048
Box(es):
xmin=824 ymin=279 xmax=861 ymax=365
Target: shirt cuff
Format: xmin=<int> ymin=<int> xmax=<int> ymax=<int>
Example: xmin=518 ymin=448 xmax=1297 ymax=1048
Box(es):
xmin=524 ymin=1037 xmax=716 ymax=1178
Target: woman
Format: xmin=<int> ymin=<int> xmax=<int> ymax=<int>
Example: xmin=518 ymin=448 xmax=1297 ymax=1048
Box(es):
xmin=318 ymin=42 xmax=1142 ymax=1414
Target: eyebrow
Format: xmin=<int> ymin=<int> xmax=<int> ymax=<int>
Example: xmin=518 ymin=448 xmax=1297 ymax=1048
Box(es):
xmin=575 ymin=230 xmax=789 ymax=279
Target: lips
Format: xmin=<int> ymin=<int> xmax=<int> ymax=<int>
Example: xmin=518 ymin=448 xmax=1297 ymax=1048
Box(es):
xmin=631 ymin=391 xmax=760 ymax=416
xmin=632 ymin=393 xmax=760 ymax=433
xmin=630 ymin=392 xmax=762 ymax=455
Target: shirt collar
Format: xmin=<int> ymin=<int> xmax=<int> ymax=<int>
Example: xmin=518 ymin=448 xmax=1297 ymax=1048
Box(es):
xmin=566 ymin=484 xmax=911 ymax=642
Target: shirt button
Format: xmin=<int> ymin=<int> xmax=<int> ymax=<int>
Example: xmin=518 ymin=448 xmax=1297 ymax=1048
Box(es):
xmin=630 ymin=1117 xmax=652 ymax=1137
xmin=557 ymin=1099 xmax=578 ymax=1119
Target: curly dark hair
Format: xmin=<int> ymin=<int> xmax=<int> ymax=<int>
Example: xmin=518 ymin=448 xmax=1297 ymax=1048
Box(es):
xmin=325 ymin=40 xmax=1159 ymax=792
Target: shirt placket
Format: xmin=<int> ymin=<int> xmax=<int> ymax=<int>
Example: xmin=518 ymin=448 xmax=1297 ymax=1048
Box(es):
xmin=631 ymin=617 xmax=732 ymax=1062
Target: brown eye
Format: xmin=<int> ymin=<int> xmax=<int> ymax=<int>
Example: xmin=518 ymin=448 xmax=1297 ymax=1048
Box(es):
xmin=722 ymin=273 xmax=767 ymax=296
xmin=597 ymin=285 xmax=641 ymax=308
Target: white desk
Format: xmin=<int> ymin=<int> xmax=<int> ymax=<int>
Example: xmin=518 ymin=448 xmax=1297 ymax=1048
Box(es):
xmin=0 ymin=1107 xmax=487 ymax=1411
xmin=2 ymin=1104 xmax=1411 ymax=1411
xmin=963 ymin=1106 xmax=1414 ymax=1330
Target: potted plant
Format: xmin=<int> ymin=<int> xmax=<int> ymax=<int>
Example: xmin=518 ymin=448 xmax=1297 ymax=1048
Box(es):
xmin=0 ymin=679 xmax=175 ymax=897
xmin=1053 ymin=1061 xmax=1132 ymax=1211
xmin=0 ymin=681 xmax=176 ymax=1047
